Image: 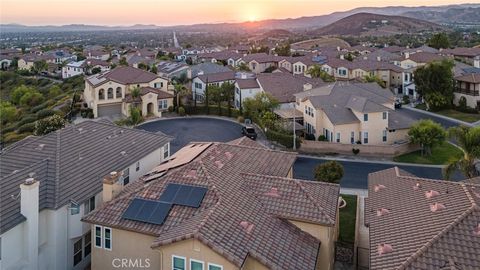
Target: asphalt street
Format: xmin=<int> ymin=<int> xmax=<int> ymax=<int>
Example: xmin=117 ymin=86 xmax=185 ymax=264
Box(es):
xmin=137 ymin=116 xmax=467 ymax=189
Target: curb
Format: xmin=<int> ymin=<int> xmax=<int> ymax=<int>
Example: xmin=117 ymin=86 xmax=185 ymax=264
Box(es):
xmin=297 ymin=154 xmax=445 ymax=168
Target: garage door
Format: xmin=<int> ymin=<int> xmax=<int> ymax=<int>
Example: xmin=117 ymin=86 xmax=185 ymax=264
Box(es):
xmin=97 ymin=104 xmax=122 ymax=117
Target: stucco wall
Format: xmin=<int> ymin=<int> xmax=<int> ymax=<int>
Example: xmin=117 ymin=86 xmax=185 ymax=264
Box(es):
xmin=300 ymin=140 xmax=418 ymax=157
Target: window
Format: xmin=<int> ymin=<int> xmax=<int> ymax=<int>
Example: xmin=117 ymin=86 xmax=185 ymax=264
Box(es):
xmin=172 ymin=256 xmax=186 ymax=270
xmin=350 ymin=132 xmax=355 ymax=144
xmin=84 ymin=231 xmax=91 ymax=257
xmin=363 ymin=114 xmax=368 ymax=121
xmin=382 ymin=112 xmax=387 ymax=120
xmin=103 ymin=227 xmax=111 ymax=250
xmin=122 ymin=168 xmax=130 ymax=186
xmin=382 ymin=130 xmax=387 ymax=142
xmin=84 ymin=196 xmax=95 ymax=215
xmin=208 ymin=263 xmax=223 ymax=270
xmin=107 ymin=88 xmax=113 ymax=99
xmin=336 ymin=132 xmax=341 ymax=143
xmin=94 ymin=225 xmax=102 ymax=248
xmin=363 ymin=132 xmax=369 ymax=144
xmin=190 ymin=259 xmax=204 ymax=270
xmin=70 ymin=201 xmax=80 ymax=215
xmin=98 ymin=89 xmax=105 ymax=99
xmin=73 ymin=238 xmax=82 ymax=266
xmin=164 ymin=143 xmax=169 ymax=159
xmin=158 ymin=99 xmax=168 ymax=111
xmin=116 ymin=87 xmax=122 ymax=98
xmin=136 ymin=161 xmax=140 ymax=172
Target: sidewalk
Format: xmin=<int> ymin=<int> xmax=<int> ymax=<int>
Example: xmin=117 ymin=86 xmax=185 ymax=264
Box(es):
xmin=403 ymin=106 xmax=474 ymax=127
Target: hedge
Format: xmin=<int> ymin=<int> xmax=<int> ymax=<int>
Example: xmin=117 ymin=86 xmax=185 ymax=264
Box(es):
xmin=17 ymin=122 xmax=36 ymax=133
xmin=16 ymin=115 xmax=38 ymax=127
xmin=265 ymin=129 xmax=300 ymax=149
xmin=184 ymin=105 xmax=241 ymax=118
xmin=37 ymin=109 xmax=56 ymax=119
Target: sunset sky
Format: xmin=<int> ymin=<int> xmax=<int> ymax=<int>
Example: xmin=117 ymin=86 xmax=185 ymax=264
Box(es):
xmin=0 ymin=0 xmax=475 ymax=26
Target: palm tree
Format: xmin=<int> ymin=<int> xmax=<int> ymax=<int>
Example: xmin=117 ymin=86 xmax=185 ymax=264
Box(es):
xmin=131 ymin=86 xmax=141 ymax=108
xmin=444 ymin=126 xmax=480 ymax=179
xmin=307 ymin=64 xmax=322 ymax=78
xmin=173 ymin=83 xmax=189 ymax=113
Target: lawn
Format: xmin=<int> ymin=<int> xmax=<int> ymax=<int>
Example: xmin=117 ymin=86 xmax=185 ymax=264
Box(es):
xmin=338 ymin=194 xmax=357 ymax=243
xmin=393 ymin=141 xmax=463 ymax=165
xmin=415 ymin=104 xmax=480 ymax=123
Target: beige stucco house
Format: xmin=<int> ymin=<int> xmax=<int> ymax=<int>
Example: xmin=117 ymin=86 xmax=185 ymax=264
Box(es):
xmin=83 ymin=138 xmax=341 ymax=270
xmin=454 ymin=73 xmax=480 ymax=110
xmin=83 ymin=66 xmax=172 ymax=118
xmin=295 ymin=82 xmax=413 ymax=145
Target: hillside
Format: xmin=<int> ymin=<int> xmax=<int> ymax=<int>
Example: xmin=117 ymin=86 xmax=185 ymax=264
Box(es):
xmin=312 ymin=13 xmax=445 ymax=37
xmin=402 ymin=7 xmax=480 ymax=25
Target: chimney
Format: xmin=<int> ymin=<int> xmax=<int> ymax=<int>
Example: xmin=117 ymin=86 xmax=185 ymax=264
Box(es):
xmin=240 ymin=73 xmax=247 ymax=79
xmin=303 ymin=83 xmax=312 ymax=91
xmin=377 ymin=56 xmax=381 ymax=62
xmin=20 ymin=177 xmax=40 ymax=268
xmin=102 ymin=171 xmax=123 ymax=203
xmin=336 ymin=46 xmax=340 ymax=51
xmin=405 ymin=52 xmax=410 ymax=59
xmin=340 ymin=54 xmax=345 ymax=60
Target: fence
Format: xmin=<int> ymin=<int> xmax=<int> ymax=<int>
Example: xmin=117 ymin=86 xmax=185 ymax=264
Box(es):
xmin=300 ymin=140 xmax=419 ymax=157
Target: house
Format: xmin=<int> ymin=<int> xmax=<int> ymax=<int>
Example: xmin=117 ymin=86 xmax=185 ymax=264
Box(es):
xmin=62 ymin=59 xmax=111 ymax=79
xmin=441 ymin=47 xmax=480 ymax=68
xmin=17 ymin=53 xmax=55 ymax=70
xmin=454 ymin=73 xmax=480 ymax=110
xmin=82 ymin=138 xmax=340 ymax=270
xmin=366 ymin=167 xmax=480 ymax=270
xmin=191 ymin=71 xmax=236 ymax=102
xmin=83 ymin=66 xmax=172 ymax=118
xmin=156 ymin=61 xmax=189 ymax=79
xmin=84 ymin=49 xmax=110 ymax=61
xmin=187 ymin=62 xmax=232 ymax=79
xmin=44 ymin=50 xmax=77 ymax=64
xmin=241 ymin=53 xmax=280 ymax=73
xmin=197 ymin=51 xmax=244 ymax=67
xmin=0 ymin=120 xmax=172 ymax=270
xmin=294 ymin=82 xmax=413 ymax=144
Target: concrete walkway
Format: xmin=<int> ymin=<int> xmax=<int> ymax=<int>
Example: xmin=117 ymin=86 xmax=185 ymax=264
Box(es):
xmin=403 ymin=106 xmax=474 ymax=127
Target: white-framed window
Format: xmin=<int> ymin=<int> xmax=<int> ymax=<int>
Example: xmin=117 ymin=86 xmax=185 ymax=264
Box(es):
xmin=172 ymin=255 xmax=186 ymax=270
xmin=122 ymin=168 xmax=130 ymax=185
xmin=190 ymin=259 xmax=204 ymax=270
xmin=382 ymin=130 xmax=387 ymax=142
xmin=73 ymin=238 xmax=83 ymax=266
xmin=382 ymin=111 xmax=387 ymax=120
xmin=363 ymin=114 xmax=368 ymax=121
xmin=208 ymin=263 xmax=223 ymax=270
xmin=70 ymin=201 xmax=80 ymax=215
xmin=84 ymin=196 xmax=95 ymax=215
xmin=136 ymin=161 xmax=140 ymax=172
xmin=158 ymin=99 xmax=168 ymax=111
xmin=84 ymin=231 xmax=91 ymax=257
xmin=94 ymin=225 xmax=102 ymax=248
xmin=350 ymin=131 xmax=355 ymax=144
xmin=164 ymin=143 xmax=169 ymax=159
xmin=104 ymin=227 xmax=112 ymax=250
xmin=363 ymin=132 xmax=369 ymax=144
xmin=336 ymin=132 xmax=341 ymax=143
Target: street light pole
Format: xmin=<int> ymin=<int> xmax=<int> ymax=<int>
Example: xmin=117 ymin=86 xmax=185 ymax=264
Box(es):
xmin=293 ymin=113 xmax=296 ymax=151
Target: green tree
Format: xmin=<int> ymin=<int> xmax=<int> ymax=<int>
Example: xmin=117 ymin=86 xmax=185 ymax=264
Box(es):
xmin=408 ymin=119 xmax=446 ymax=156
xmin=32 ymin=60 xmax=48 ymax=74
xmin=260 ymin=111 xmax=277 ymax=129
xmin=20 ymin=91 xmax=44 ymax=107
xmin=314 ymin=161 xmax=344 ymax=183
xmin=208 ymin=85 xmax=223 ymax=115
xmin=364 ymin=74 xmax=386 ymax=88
xmin=34 ymin=114 xmax=67 ymax=135
xmin=444 ymin=126 xmax=480 ymax=179
xmin=275 ymin=44 xmax=291 ymax=56
xmin=150 ymin=65 xmax=158 ymax=74
xmin=344 ymin=53 xmax=354 ymax=61
xmin=414 ymin=60 xmax=454 ymax=110
xmin=307 ymin=65 xmax=335 ymax=82
xmin=221 ymin=82 xmax=235 ymax=117
xmin=428 ymin=32 xmax=451 ymax=49
xmin=0 ymin=101 xmax=17 ymax=124
xmin=48 ymin=85 xmax=62 ymax=98
xmin=242 ymin=92 xmax=279 ymax=120
xmin=173 ymin=83 xmax=189 ymax=112
xmin=237 ymin=62 xmax=251 ymax=72
xmin=138 ymin=62 xmax=150 ymax=71
xmin=11 ymin=85 xmax=34 ymax=105
xmin=91 ymin=67 xmax=102 ymax=74
xmin=119 ymin=57 xmax=128 ymax=66
xmin=128 ymin=107 xmax=143 ymax=126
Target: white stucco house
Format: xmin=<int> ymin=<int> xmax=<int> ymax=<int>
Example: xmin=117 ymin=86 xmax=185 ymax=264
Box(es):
xmin=0 ymin=121 xmax=172 ymax=270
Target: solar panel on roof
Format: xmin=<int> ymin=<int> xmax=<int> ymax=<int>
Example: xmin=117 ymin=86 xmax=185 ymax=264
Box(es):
xmin=135 ymin=200 xmax=158 ymax=222
xmin=149 ymin=202 xmax=172 ymax=225
xmin=173 ymin=185 xmax=193 ymax=205
xmin=159 ymin=183 xmax=182 ymax=202
xmin=122 ymin=198 xmax=172 ymax=225
xmin=122 ymin=198 xmax=145 ymax=220
xmin=160 ymin=183 xmax=208 ymax=208
xmin=184 ymin=187 xmax=208 ymax=207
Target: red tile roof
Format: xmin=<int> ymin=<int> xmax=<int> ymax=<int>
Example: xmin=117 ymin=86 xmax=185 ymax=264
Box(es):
xmin=83 ymin=140 xmax=339 ymax=269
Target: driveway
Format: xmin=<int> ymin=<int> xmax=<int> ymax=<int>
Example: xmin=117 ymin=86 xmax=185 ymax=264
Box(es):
xmin=138 ymin=117 xmax=243 ymax=153
xmin=397 ymin=107 xmax=461 ymax=129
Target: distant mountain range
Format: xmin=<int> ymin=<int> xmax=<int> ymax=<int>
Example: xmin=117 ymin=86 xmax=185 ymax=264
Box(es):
xmin=1 ymin=3 xmax=479 ymax=33
xmin=311 ymin=13 xmax=445 ymax=37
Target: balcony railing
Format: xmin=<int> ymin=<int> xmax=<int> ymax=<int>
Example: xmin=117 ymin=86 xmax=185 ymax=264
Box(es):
xmin=455 ymin=87 xmax=479 ymax=96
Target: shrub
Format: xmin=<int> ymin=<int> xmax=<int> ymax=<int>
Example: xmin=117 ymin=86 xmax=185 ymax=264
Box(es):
xmin=237 ymin=116 xmax=245 ymax=123
xmin=314 ymin=161 xmax=344 ymax=183
xmin=16 ymin=115 xmax=37 ymax=127
xmin=458 ymin=96 xmax=467 ymax=110
xmin=17 ymin=122 xmax=36 ymax=133
xmin=265 ymin=129 xmax=300 ymax=149
xmin=318 ymin=135 xmax=327 ymax=141
xmin=128 ymin=107 xmax=143 ymax=126
xmin=30 ymin=103 xmax=49 ymax=113
xmin=305 ymin=134 xmax=316 ymax=140
xmin=36 ymin=109 xmax=56 ymax=119
xmin=2 ymin=131 xmax=30 ymax=145
xmin=80 ymin=108 xmax=94 ymax=118
xmin=168 ymin=105 xmax=174 ymax=113
xmin=178 ymin=106 xmax=186 ymax=116
xmin=34 ymin=114 xmax=67 ymax=135
xmin=402 ymin=95 xmax=410 ymax=104
xmin=352 ymin=148 xmax=360 ymax=155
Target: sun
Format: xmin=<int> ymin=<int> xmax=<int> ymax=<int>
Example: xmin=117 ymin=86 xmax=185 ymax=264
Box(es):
xmin=247 ymin=14 xmax=258 ymax=22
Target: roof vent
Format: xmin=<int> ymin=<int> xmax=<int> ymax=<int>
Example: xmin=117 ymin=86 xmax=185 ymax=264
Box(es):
xmin=225 ymin=152 xmax=233 ymax=160
xmin=376 ymin=208 xmax=390 ymax=217
xmin=425 ymin=190 xmax=440 ymax=199
xmin=214 ymin=160 xmax=224 ymax=169
xmin=25 ymin=177 xmax=36 ymax=185
xmin=474 ymin=224 xmax=480 ymax=236
xmin=110 ymin=171 xmax=117 ymax=177
xmin=35 ymin=144 xmax=45 ymax=150
xmin=430 ymin=202 xmax=446 ymax=212
xmin=264 ymin=187 xmax=280 ymax=198
xmin=120 ymin=151 xmax=127 ymax=156
xmin=77 ymin=127 xmax=84 ymax=133
xmin=377 ymin=243 xmax=393 ymax=255
xmin=240 ymin=221 xmax=254 ymax=234
xmin=374 ymin=184 xmax=386 ymax=192
xmin=413 ymin=183 xmax=421 ymax=191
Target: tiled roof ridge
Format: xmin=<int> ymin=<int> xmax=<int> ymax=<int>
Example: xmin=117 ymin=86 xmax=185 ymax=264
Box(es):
xmin=1 ymin=134 xmax=39 ymax=153
xmin=88 ymin=121 xmax=173 ymax=140
xmin=393 ymin=166 xmax=466 ymax=187
xmin=1 ymin=158 xmax=50 ymax=180
xmin=398 ymin=204 xmax=478 ymax=270
xmin=241 ymin=172 xmax=336 ymax=225
xmin=218 ymin=141 xmax=297 ymax=156
xmin=353 ymin=82 xmax=392 ymax=101
xmin=54 ymin=132 xmax=61 ymax=208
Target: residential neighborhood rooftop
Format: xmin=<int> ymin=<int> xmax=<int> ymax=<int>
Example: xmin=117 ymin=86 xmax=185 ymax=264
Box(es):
xmin=86 ymin=66 xmax=159 ymax=86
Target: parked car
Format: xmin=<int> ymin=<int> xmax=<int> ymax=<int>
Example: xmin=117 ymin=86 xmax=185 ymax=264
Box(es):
xmin=394 ymin=99 xmax=402 ymax=109
xmin=242 ymin=126 xmax=257 ymax=140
